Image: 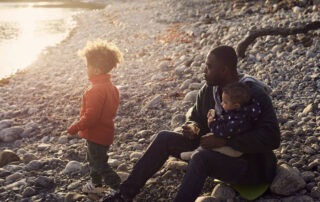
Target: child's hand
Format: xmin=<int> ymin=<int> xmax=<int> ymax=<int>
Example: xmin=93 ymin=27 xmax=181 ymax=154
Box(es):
xmin=67 ymin=124 xmax=79 ymax=135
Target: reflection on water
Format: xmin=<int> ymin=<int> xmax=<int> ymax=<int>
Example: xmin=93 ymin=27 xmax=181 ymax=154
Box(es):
xmin=0 ymin=2 xmax=104 ymax=79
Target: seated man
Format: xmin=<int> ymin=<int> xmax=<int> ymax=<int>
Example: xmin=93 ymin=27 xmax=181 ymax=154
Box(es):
xmin=103 ymin=46 xmax=280 ymax=202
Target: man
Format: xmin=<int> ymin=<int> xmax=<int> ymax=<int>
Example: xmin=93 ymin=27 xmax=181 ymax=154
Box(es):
xmin=103 ymin=46 xmax=280 ymax=202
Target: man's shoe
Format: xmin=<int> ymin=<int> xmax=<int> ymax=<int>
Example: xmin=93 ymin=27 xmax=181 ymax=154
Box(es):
xmin=101 ymin=191 xmax=131 ymax=202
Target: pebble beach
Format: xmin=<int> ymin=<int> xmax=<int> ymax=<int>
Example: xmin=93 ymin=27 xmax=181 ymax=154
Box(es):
xmin=0 ymin=0 xmax=319 ymax=201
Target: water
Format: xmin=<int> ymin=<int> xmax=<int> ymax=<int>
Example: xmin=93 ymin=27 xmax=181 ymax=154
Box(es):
xmin=0 ymin=1 xmax=104 ymax=79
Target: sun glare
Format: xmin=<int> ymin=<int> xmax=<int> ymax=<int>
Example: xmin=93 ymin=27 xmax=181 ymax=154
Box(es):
xmin=0 ymin=2 xmax=76 ymax=78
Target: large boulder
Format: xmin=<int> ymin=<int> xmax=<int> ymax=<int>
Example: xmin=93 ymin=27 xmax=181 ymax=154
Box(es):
xmin=270 ymin=164 xmax=306 ymax=196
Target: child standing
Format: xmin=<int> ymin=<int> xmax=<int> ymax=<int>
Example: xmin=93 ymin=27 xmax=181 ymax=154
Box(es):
xmin=67 ymin=39 xmax=123 ymax=193
xmin=181 ymin=82 xmax=261 ymax=160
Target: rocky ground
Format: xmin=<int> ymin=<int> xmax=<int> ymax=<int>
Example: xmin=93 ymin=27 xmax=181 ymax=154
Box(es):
xmin=0 ymin=0 xmax=319 ymax=201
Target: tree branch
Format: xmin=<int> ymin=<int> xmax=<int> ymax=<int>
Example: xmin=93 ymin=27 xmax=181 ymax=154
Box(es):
xmin=236 ymin=21 xmax=320 ymax=58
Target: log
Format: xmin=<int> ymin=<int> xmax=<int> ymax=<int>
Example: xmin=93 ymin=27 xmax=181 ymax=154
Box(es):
xmin=236 ymin=21 xmax=320 ymax=58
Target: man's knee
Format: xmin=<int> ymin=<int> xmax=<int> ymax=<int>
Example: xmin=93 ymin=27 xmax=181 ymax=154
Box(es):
xmin=154 ymin=130 xmax=173 ymax=142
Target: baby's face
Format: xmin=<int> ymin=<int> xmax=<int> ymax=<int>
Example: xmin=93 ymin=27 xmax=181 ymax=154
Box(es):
xmin=221 ymin=93 xmax=240 ymax=111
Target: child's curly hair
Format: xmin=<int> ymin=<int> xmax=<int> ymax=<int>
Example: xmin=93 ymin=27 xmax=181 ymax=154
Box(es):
xmin=78 ymin=39 xmax=123 ymax=73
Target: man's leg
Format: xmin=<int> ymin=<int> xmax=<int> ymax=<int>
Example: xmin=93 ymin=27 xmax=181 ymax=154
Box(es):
xmin=174 ymin=148 xmax=248 ymax=202
xmin=119 ymin=130 xmax=199 ymax=199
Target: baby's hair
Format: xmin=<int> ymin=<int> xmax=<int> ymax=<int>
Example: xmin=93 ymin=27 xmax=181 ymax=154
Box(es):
xmin=222 ymin=82 xmax=251 ymax=106
xmin=78 ymin=39 xmax=123 ymax=73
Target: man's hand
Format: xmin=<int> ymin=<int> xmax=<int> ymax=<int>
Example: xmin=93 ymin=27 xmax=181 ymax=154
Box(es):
xmin=182 ymin=121 xmax=199 ymax=140
xmin=200 ymin=133 xmax=226 ymax=149
xmin=67 ymin=124 xmax=79 ymax=135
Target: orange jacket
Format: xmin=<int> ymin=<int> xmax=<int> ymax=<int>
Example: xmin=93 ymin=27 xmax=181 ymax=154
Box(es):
xmin=74 ymin=74 xmax=119 ymax=146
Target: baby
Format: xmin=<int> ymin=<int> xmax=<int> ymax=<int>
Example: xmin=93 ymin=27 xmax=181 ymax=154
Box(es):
xmin=181 ymin=82 xmax=261 ymax=160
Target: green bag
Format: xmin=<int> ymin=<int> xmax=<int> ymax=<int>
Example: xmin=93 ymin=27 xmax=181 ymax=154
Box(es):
xmin=214 ymin=179 xmax=269 ymax=201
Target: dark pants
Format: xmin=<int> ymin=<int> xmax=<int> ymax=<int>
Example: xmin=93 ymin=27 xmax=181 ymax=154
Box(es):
xmin=119 ymin=131 xmax=249 ymax=202
xmin=87 ymin=140 xmax=121 ymax=189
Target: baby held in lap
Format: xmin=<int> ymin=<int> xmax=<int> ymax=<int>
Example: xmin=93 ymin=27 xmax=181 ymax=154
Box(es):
xmin=181 ymin=82 xmax=261 ymax=160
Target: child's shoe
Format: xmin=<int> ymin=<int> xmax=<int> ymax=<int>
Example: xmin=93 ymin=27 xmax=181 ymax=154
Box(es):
xmin=82 ymin=182 xmax=107 ymax=194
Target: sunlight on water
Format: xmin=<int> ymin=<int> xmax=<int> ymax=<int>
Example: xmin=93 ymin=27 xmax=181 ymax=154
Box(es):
xmin=0 ymin=2 xmax=82 ymax=79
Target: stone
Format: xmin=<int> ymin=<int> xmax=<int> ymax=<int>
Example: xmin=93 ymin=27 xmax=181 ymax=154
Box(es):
xmin=301 ymin=171 xmax=315 ymax=182
xmin=35 ymin=176 xmax=54 ymax=188
xmin=108 ymin=158 xmax=121 ymax=168
xmin=195 ymin=196 xmax=221 ymax=202
xmin=26 ymin=160 xmax=43 ymax=171
xmin=117 ymin=171 xmax=129 ymax=182
xmin=171 ymin=114 xmax=185 ymax=128
xmin=62 ymin=161 xmax=83 ymax=175
xmin=270 ymin=164 xmax=306 ymax=196
xmin=129 ymin=151 xmax=143 ymax=160
xmin=0 ymin=150 xmax=20 ymax=167
xmin=0 ymin=120 xmax=13 ymax=130
xmin=311 ymin=187 xmax=320 ymax=199
xmin=165 ymin=159 xmax=188 ymax=171
xmin=0 ymin=127 xmax=24 ymax=142
xmin=22 ymin=187 xmax=36 ymax=197
xmin=144 ymin=95 xmax=162 ymax=109
xmin=282 ymin=195 xmax=314 ymax=202
xmin=211 ymin=183 xmax=236 ymax=200
xmin=64 ymin=192 xmax=85 ymax=202
xmin=5 ymin=172 xmax=24 ymax=185
xmin=183 ymin=90 xmax=198 ymax=103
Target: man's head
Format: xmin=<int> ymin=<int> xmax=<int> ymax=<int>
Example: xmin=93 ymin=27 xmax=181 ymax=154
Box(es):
xmin=78 ymin=39 xmax=123 ymax=77
xmin=221 ymin=82 xmax=251 ymax=111
xmin=204 ymin=46 xmax=238 ymax=86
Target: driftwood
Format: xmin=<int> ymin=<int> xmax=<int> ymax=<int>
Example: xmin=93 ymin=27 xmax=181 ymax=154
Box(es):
xmin=236 ymin=21 xmax=320 ymax=58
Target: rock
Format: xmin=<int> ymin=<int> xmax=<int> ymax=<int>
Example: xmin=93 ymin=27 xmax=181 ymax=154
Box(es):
xmin=302 ymin=104 xmax=313 ymax=115
xmin=270 ymin=164 xmax=306 ymax=196
xmin=211 ymin=183 xmax=236 ymax=200
xmin=282 ymin=195 xmax=314 ymax=202
xmin=22 ymin=187 xmax=37 ymax=197
xmin=0 ymin=119 xmax=13 ymax=130
xmin=180 ymin=79 xmax=193 ymax=90
xmin=171 ymin=114 xmax=185 ymax=128
xmin=183 ymin=90 xmax=198 ymax=103
xmin=58 ymin=135 xmax=69 ymax=144
xmin=311 ymin=187 xmax=320 ymax=199
xmin=165 ymin=159 xmax=188 ymax=171
xmin=0 ymin=126 xmax=24 ymax=142
xmin=26 ymin=160 xmax=43 ymax=171
xmin=129 ymin=151 xmax=143 ymax=160
xmin=67 ymin=180 xmax=82 ymax=190
xmin=117 ymin=171 xmax=129 ymax=182
xmin=22 ymin=153 xmax=37 ymax=164
xmin=108 ymin=158 xmax=121 ymax=168
xmin=35 ymin=176 xmax=54 ymax=188
xmin=301 ymin=171 xmax=315 ymax=182
xmin=37 ymin=143 xmax=51 ymax=151
xmin=195 ymin=196 xmax=221 ymax=202
xmin=117 ymin=163 xmax=128 ymax=172
xmin=64 ymin=192 xmax=85 ymax=202
xmin=5 ymin=172 xmax=24 ymax=184
xmin=0 ymin=150 xmax=20 ymax=167
xmin=144 ymin=95 xmax=162 ymax=109
xmin=62 ymin=161 xmax=83 ymax=175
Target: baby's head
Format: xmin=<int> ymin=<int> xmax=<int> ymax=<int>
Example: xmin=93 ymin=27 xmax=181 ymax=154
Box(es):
xmin=221 ymin=82 xmax=250 ymax=111
xmin=78 ymin=39 xmax=123 ymax=77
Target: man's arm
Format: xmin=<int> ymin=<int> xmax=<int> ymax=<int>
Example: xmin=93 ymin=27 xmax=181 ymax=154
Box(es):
xmin=185 ymin=84 xmax=213 ymax=137
xmin=226 ymin=83 xmax=280 ymax=153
